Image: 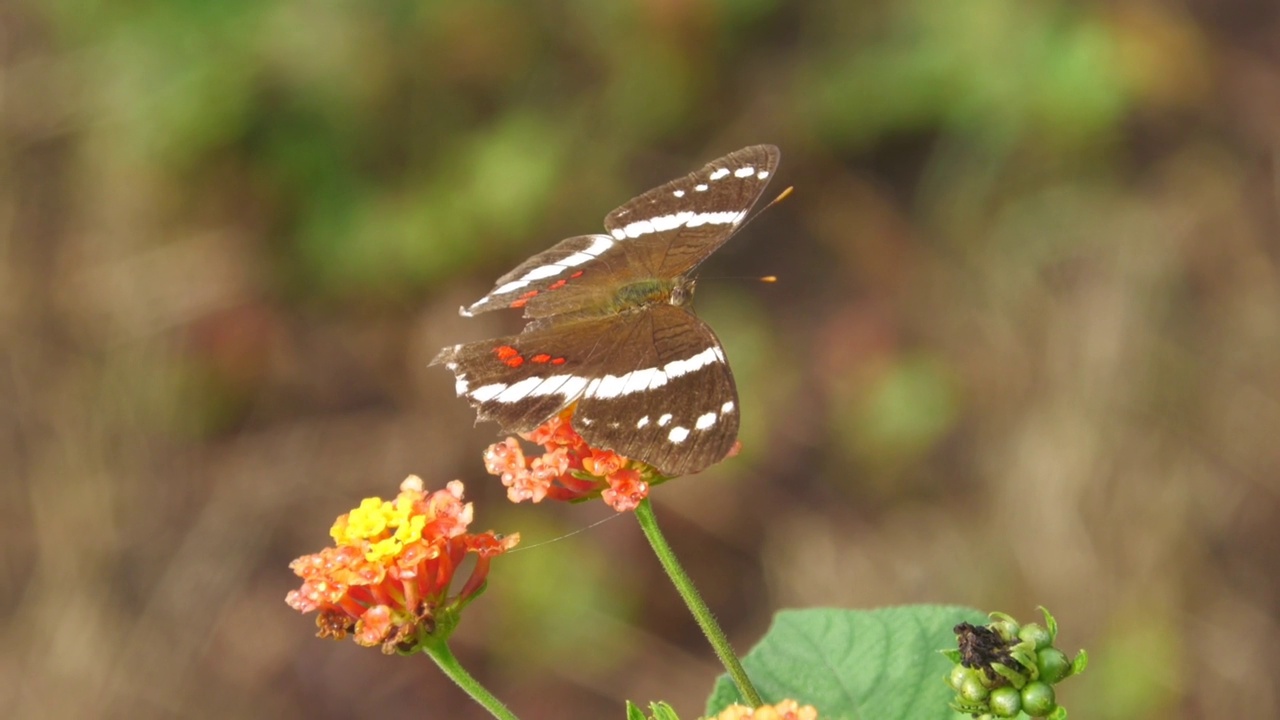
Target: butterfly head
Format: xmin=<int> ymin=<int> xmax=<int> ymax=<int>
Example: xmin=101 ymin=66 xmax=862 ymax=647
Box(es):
xmin=669 ymin=277 xmax=696 ymax=307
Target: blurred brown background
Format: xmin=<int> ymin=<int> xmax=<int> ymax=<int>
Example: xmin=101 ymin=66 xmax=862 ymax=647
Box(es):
xmin=4 ymin=1 xmax=1278 ymax=718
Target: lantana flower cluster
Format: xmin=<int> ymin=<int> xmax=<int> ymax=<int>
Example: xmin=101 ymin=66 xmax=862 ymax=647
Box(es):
xmin=483 ymin=407 xmax=655 ymax=512
xmin=286 ymin=475 xmax=518 ymax=653
xmin=707 ymin=700 xmax=819 ymax=720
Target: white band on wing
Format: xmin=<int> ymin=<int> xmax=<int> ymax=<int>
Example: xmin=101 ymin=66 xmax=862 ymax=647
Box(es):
xmin=585 ymin=346 xmax=725 ymax=400
xmin=462 ymin=235 xmax=615 ymax=315
xmin=610 ymin=210 xmax=746 ymax=240
xmin=467 ymin=374 xmax=590 ymax=404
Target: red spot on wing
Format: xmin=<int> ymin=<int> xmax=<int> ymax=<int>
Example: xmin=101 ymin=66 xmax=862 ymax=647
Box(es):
xmin=550 ymin=357 xmax=567 ymax=365
xmin=530 ymin=353 xmax=552 ymax=363
xmin=570 ymin=270 xmax=585 ymax=279
xmin=547 ymin=279 xmax=567 ymax=291
xmin=509 ymin=289 xmax=540 ymax=310
xmin=495 ymin=345 xmax=526 ymax=367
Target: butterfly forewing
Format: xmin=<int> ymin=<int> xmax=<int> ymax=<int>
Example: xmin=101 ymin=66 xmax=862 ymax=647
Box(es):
xmin=459 ymin=234 xmax=623 ymax=318
xmin=603 ymin=144 xmax=779 ymax=278
xmin=461 ymin=145 xmax=779 ymax=320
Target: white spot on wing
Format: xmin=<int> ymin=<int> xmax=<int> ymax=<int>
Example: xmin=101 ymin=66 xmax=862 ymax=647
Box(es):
xmin=637 ymin=416 xmax=650 ymax=429
xmin=695 ymin=412 xmax=717 ymax=430
xmin=695 ymin=184 xmax=708 ymax=192
xmin=709 ymin=168 xmax=730 ymax=180
xmin=721 ymin=400 xmax=735 ymax=414
xmin=734 ymin=166 xmax=755 ymax=178
xmin=668 ymin=426 xmax=690 ymax=443
xmin=658 ymin=413 xmax=672 ymax=427
xmin=757 ymin=170 xmax=770 ymax=179
xmin=672 ymin=189 xmax=685 ymax=198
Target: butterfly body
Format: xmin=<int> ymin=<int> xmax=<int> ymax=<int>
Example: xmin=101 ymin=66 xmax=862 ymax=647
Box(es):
xmin=611 ymin=277 xmax=688 ymax=312
xmin=434 ymin=145 xmax=779 ymax=476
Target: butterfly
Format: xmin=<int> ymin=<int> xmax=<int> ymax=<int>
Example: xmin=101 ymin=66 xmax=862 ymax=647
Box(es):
xmin=433 ymin=145 xmax=780 ymax=476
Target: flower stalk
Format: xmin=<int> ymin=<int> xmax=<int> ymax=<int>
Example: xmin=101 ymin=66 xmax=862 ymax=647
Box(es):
xmin=418 ymin=630 xmax=519 ymax=720
xmin=634 ymin=498 xmax=762 ymax=707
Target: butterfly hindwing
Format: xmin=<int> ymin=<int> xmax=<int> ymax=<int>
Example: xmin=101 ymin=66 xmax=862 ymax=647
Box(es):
xmin=573 ymin=305 xmax=739 ymax=477
xmin=432 ymin=313 xmax=633 ymax=433
xmin=433 ymin=304 xmax=738 ymax=477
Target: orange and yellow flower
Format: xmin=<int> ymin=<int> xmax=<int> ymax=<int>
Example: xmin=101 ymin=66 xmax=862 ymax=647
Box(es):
xmin=482 ymin=407 xmax=656 ymax=512
xmin=706 ymin=700 xmax=819 ymax=720
xmin=285 ymin=475 xmax=518 ymax=652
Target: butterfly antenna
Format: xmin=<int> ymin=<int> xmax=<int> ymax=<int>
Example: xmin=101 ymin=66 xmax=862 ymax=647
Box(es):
xmin=506 ymin=513 xmax=621 ymax=554
xmin=737 ymin=185 xmax=794 ymax=234
xmin=767 ymin=185 xmax=794 ymax=209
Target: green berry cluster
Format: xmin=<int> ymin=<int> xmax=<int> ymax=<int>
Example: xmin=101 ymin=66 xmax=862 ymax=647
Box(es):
xmin=941 ymin=607 xmax=1087 ymax=719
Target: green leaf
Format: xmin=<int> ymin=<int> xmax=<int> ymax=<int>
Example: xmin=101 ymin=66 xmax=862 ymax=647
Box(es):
xmin=1069 ymin=649 xmax=1089 ymax=676
xmin=627 ymin=701 xmax=681 ymax=720
xmin=707 ymin=606 xmax=986 ymax=720
xmin=1039 ymin=606 xmax=1059 ymax=643
xmin=650 ymin=702 xmax=681 ymax=720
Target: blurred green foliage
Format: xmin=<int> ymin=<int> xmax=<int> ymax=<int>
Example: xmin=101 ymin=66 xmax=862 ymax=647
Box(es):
xmin=804 ymin=0 xmax=1133 ymax=151
xmin=5 ymin=0 xmax=1271 ymax=719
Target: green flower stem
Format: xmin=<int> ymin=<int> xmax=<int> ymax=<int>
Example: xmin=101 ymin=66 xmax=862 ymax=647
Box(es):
xmin=633 ymin=498 xmax=763 ymax=707
xmin=420 ymin=635 xmax=519 ymax=720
